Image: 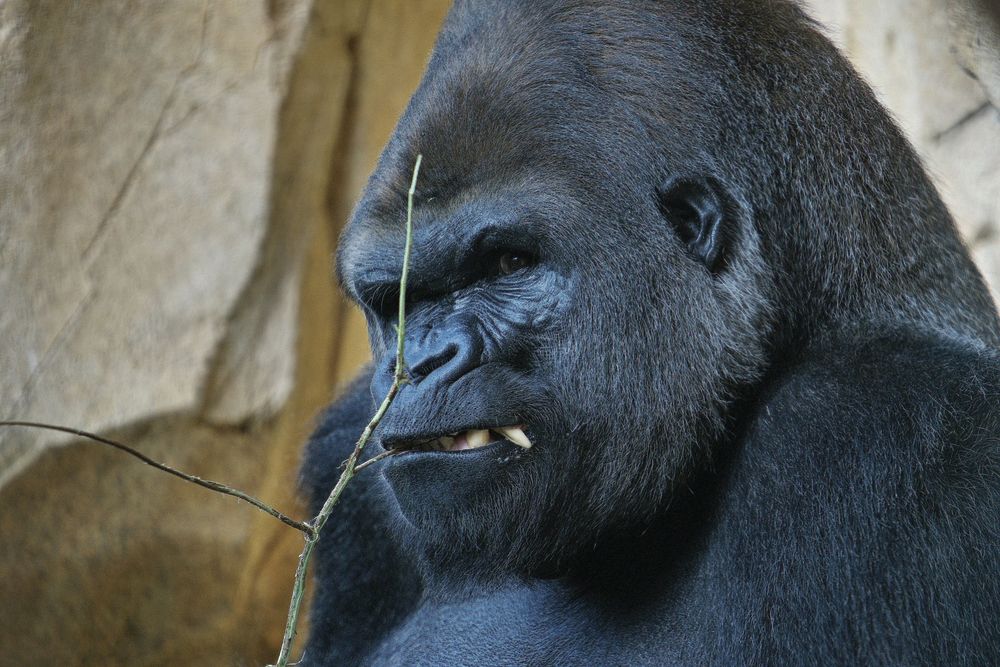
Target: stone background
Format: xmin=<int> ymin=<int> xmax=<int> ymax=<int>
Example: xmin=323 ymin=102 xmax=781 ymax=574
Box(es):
xmin=0 ymin=1 xmax=996 ymax=664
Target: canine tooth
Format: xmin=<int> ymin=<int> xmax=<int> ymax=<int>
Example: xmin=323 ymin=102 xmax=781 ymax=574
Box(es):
xmin=439 ymin=436 xmax=455 ymax=450
xmin=497 ymin=426 xmax=532 ymax=449
xmin=467 ymin=429 xmax=491 ymax=449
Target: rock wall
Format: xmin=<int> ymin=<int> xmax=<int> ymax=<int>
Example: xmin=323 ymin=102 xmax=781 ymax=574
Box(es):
xmin=0 ymin=0 xmax=996 ymax=664
xmin=0 ymin=1 xmax=450 ymax=664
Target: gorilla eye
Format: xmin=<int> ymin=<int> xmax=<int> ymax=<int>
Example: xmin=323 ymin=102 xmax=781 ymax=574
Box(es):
xmin=498 ymin=252 xmax=533 ymax=275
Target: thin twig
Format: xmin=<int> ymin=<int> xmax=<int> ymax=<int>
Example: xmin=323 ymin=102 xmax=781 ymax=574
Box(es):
xmin=353 ymin=448 xmax=403 ymax=473
xmin=270 ymin=154 xmax=423 ymax=667
xmin=0 ymin=420 xmax=314 ymax=537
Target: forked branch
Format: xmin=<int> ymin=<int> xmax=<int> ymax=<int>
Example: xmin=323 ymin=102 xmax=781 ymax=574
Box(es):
xmin=270 ymin=153 xmax=423 ymax=666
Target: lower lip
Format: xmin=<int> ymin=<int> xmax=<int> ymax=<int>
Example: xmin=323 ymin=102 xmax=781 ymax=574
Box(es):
xmin=381 ymin=439 xmax=526 ymax=523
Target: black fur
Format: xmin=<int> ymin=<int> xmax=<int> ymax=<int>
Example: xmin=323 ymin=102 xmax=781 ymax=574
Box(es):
xmin=300 ymin=1 xmax=1000 ymax=664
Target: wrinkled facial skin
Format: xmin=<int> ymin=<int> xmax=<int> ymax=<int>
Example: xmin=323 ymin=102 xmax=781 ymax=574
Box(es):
xmin=336 ymin=1 xmax=771 ymax=580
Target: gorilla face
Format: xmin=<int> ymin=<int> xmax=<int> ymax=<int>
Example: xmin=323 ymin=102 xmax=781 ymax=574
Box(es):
xmin=337 ymin=0 xmax=773 ymax=578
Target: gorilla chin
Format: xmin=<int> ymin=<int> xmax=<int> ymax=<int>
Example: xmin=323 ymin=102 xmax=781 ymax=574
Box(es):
xmin=380 ymin=431 xmax=546 ymax=580
xmin=302 ymin=1 xmax=1000 ymax=664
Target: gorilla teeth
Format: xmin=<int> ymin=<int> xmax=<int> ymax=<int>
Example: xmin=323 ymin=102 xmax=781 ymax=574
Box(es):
xmin=412 ymin=427 xmax=531 ymax=452
xmin=466 ymin=429 xmax=491 ymax=449
xmin=496 ymin=426 xmax=532 ymax=449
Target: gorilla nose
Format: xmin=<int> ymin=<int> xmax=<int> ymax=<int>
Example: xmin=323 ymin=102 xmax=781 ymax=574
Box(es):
xmin=371 ymin=327 xmax=483 ymax=399
xmin=409 ymin=341 xmax=460 ymax=382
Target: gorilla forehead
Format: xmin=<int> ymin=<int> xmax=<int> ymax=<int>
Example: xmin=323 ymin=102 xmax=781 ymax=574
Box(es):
xmin=346 ymin=0 xmax=715 ymax=236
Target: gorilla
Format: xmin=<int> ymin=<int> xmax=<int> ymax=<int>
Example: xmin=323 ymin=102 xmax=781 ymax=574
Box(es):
xmin=301 ymin=0 xmax=1000 ymax=664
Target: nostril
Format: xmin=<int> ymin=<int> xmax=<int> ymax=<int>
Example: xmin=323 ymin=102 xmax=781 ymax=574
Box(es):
xmin=409 ymin=343 xmax=459 ymax=382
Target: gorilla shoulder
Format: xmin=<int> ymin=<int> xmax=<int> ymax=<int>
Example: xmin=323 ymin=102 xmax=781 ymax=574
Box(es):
xmin=711 ymin=331 xmax=1000 ymax=664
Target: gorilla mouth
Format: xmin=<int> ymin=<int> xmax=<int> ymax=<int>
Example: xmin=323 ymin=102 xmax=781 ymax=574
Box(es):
xmin=390 ymin=426 xmax=532 ymax=454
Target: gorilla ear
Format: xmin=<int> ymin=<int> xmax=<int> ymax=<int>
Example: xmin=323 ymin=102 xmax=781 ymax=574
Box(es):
xmin=656 ymin=175 xmax=738 ymax=273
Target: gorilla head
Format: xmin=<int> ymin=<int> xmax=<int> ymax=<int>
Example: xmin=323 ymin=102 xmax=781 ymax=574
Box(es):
xmin=335 ymin=0 xmax=997 ymax=581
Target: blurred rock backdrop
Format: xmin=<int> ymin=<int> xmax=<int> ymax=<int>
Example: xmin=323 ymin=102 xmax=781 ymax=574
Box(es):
xmin=0 ymin=0 xmax=996 ymax=664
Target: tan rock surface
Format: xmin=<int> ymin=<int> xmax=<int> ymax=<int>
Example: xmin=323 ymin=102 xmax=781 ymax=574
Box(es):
xmin=0 ymin=0 xmax=297 ymax=484
xmin=949 ymin=0 xmax=1000 ymax=108
xmin=0 ymin=0 xmax=449 ymax=663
